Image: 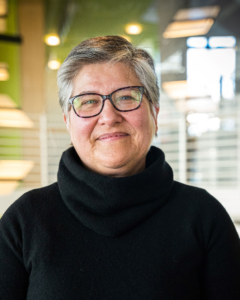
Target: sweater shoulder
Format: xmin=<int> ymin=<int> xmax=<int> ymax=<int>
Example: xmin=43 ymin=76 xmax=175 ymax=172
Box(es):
xmin=170 ymin=181 xmax=233 ymax=220
xmin=171 ymin=181 xmax=235 ymax=229
xmin=170 ymin=181 xmax=239 ymax=248
xmin=1 ymin=182 xmax=60 ymax=224
xmin=172 ymin=180 xmax=221 ymax=207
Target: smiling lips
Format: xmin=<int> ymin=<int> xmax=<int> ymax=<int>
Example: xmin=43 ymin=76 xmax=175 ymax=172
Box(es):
xmin=97 ymin=132 xmax=129 ymax=141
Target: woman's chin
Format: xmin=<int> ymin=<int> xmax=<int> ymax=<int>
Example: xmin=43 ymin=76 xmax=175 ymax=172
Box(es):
xmin=94 ymin=157 xmax=130 ymax=176
xmin=84 ymin=154 xmax=145 ymax=177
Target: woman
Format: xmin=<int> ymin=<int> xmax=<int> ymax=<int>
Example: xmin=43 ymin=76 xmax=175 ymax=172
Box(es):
xmin=0 ymin=36 xmax=240 ymax=300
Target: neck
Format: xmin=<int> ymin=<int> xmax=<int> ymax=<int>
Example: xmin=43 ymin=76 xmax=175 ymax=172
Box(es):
xmin=57 ymin=146 xmax=174 ymax=236
xmin=81 ymin=158 xmax=146 ymax=178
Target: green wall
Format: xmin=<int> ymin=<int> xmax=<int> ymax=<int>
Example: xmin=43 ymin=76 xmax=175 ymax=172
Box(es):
xmin=0 ymin=0 xmax=21 ymax=160
xmin=0 ymin=0 xmax=20 ymax=106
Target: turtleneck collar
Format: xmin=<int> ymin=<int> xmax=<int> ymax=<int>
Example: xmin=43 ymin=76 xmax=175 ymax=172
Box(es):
xmin=57 ymin=146 xmax=174 ymax=236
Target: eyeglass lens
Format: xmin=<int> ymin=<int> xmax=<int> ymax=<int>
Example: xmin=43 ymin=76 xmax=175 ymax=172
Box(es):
xmin=72 ymin=87 xmax=142 ymax=117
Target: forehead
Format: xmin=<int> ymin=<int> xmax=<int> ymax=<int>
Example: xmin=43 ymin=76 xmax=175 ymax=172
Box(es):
xmin=72 ymin=62 xmax=141 ymax=95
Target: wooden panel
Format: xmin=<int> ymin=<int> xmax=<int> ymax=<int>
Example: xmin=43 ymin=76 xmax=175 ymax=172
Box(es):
xmin=19 ymin=0 xmax=45 ymax=113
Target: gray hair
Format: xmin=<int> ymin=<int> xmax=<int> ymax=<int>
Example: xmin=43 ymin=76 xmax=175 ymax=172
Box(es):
xmin=57 ymin=35 xmax=160 ymax=119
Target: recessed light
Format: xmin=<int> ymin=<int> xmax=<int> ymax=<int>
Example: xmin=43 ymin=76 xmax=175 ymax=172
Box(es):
xmin=163 ymin=18 xmax=214 ymax=39
xmin=48 ymin=60 xmax=61 ymax=70
xmin=0 ymin=160 xmax=34 ymax=180
xmin=209 ymin=36 xmax=236 ymax=48
xmin=173 ymin=5 xmax=220 ymax=21
xmin=187 ymin=37 xmax=208 ymax=48
xmin=0 ymin=0 xmax=7 ymax=16
xmin=0 ymin=94 xmax=17 ymax=108
xmin=45 ymin=34 xmax=60 ymax=46
xmin=0 ymin=109 xmax=34 ymax=128
xmin=0 ymin=63 xmax=9 ymax=81
xmin=162 ymin=80 xmax=210 ymax=100
xmin=125 ymin=24 xmax=142 ymax=35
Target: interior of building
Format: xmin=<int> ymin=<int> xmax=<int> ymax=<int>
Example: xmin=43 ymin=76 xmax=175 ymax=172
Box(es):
xmin=0 ymin=0 xmax=240 ymax=233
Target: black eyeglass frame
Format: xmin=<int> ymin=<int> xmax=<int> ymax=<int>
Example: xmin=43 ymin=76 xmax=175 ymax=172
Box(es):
xmin=68 ymin=86 xmax=146 ymax=118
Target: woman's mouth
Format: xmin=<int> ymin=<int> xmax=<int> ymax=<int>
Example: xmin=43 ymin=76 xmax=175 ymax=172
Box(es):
xmin=97 ymin=132 xmax=129 ymax=141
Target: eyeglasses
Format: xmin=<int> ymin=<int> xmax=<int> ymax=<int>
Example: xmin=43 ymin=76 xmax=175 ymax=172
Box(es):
xmin=68 ymin=86 xmax=145 ymax=118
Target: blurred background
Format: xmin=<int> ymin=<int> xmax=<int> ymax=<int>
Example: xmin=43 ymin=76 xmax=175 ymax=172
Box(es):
xmin=0 ymin=0 xmax=240 ymax=233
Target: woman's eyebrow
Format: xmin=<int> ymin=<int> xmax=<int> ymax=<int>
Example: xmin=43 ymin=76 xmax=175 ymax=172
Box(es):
xmin=77 ymin=90 xmax=99 ymax=94
xmin=76 ymin=86 xmax=130 ymax=95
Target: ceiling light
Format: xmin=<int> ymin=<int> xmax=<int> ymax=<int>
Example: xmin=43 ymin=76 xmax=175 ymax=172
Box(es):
xmin=0 ymin=63 xmax=9 ymax=81
xmin=187 ymin=37 xmax=208 ymax=48
xmin=162 ymin=81 xmax=189 ymax=99
xmin=0 ymin=0 xmax=7 ymax=16
xmin=162 ymin=80 xmax=209 ymax=100
xmin=125 ymin=24 xmax=142 ymax=35
xmin=0 ymin=160 xmax=34 ymax=180
xmin=0 ymin=181 xmax=19 ymax=196
xmin=45 ymin=34 xmax=60 ymax=46
xmin=209 ymin=36 xmax=236 ymax=48
xmin=0 ymin=108 xmax=34 ymax=128
xmin=48 ymin=60 xmax=61 ymax=70
xmin=163 ymin=18 xmax=214 ymax=39
xmin=0 ymin=94 xmax=17 ymax=108
xmin=173 ymin=5 xmax=220 ymax=21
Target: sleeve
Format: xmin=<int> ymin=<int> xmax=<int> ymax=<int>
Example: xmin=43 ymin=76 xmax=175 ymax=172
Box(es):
xmin=0 ymin=209 xmax=29 ymax=300
xmin=200 ymin=194 xmax=240 ymax=300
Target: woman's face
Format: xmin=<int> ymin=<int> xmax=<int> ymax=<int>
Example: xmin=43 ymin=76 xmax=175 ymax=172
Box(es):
xmin=64 ymin=62 xmax=159 ymax=177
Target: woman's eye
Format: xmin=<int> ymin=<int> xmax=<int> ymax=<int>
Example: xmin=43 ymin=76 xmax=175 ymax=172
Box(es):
xmin=119 ymin=96 xmax=134 ymax=101
xmin=82 ymin=99 xmax=98 ymax=105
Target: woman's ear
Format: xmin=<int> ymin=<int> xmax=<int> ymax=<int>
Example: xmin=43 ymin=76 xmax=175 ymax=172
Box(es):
xmin=154 ymin=106 xmax=160 ymax=131
xmin=63 ymin=113 xmax=70 ymax=131
xmin=63 ymin=114 xmax=67 ymax=124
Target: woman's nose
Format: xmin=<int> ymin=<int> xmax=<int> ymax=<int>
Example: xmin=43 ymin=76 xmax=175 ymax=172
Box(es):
xmin=98 ymin=99 xmax=123 ymax=126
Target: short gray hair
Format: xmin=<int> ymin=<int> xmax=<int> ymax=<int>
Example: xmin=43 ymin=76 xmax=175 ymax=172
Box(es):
xmin=57 ymin=35 xmax=160 ymax=118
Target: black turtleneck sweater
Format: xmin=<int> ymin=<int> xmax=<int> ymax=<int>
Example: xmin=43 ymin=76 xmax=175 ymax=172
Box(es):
xmin=0 ymin=146 xmax=240 ymax=300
